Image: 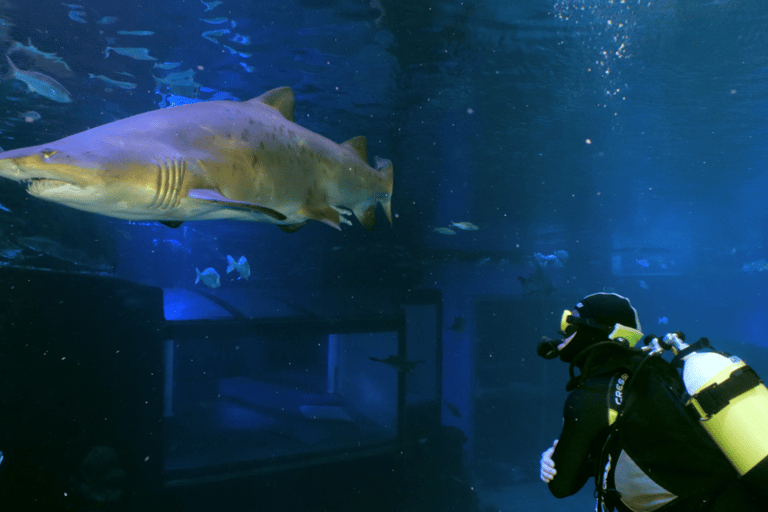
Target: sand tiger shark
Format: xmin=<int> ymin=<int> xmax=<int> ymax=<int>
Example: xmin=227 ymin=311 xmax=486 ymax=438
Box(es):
xmin=0 ymin=86 xmax=393 ymax=232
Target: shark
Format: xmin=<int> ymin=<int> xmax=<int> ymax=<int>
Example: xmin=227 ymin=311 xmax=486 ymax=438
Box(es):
xmin=0 ymin=86 xmax=393 ymax=232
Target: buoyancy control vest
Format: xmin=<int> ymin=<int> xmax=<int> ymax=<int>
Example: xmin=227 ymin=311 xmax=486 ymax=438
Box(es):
xmin=592 ymin=345 xmax=739 ymax=512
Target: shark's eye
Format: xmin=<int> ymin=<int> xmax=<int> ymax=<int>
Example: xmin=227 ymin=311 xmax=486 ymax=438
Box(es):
xmin=41 ymin=149 xmax=57 ymax=159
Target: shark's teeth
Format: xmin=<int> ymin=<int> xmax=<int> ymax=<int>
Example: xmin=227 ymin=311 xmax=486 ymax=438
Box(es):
xmin=26 ymin=178 xmax=72 ymax=194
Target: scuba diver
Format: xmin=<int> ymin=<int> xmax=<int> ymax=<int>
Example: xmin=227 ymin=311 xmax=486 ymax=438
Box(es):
xmin=537 ymin=292 xmax=762 ymax=511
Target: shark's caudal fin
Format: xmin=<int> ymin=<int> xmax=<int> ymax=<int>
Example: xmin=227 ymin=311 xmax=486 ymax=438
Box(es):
xmin=341 ymin=137 xmax=394 ymax=231
xmin=375 ymin=156 xmax=394 ymax=226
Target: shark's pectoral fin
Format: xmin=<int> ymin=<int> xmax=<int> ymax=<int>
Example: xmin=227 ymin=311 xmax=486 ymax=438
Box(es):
xmin=189 ymin=189 xmax=287 ymax=221
xmin=160 ymin=220 xmax=184 ymax=228
xmin=343 ymin=136 xmax=367 ymax=161
xmin=249 ymin=87 xmax=294 ymax=122
xmin=279 ymin=221 xmax=309 ymax=233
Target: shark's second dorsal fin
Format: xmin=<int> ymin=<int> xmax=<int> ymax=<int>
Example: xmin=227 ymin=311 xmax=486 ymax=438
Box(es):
xmin=343 ymin=136 xmax=367 ymax=162
xmin=250 ymin=87 xmax=294 ymax=122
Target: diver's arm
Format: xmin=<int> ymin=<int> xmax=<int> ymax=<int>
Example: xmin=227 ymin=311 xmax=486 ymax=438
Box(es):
xmin=547 ymin=386 xmax=607 ymax=498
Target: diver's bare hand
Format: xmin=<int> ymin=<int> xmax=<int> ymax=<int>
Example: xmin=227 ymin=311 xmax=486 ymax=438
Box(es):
xmin=540 ymin=439 xmax=558 ymax=483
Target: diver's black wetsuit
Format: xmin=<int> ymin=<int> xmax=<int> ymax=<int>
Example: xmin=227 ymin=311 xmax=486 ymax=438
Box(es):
xmin=547 ymin=370 xmax=758 ymax=512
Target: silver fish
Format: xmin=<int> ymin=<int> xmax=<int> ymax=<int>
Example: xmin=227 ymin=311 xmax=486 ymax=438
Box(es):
xmin=88 ymin=73 xmax=137 ymax=90
xmin=450 ymin=221 xmax=479 ymax=231
xmin=117 ymin=30 xmax=155 ymax=36
xmin=195 ymin=267 xmax=220 ymax=288
xmin=5 ymin=55 xmax=72 ymax=103
xmin=226 ymin=255 xmax=250 ymax=280
xmin=105 ymin=47 xmax=156 ymax=61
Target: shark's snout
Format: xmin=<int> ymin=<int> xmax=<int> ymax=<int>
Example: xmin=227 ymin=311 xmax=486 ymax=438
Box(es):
xmin=0 ymin=146 xmax=105 ymax=206
xmin=0 ymin=155 xmax=23 ymax=181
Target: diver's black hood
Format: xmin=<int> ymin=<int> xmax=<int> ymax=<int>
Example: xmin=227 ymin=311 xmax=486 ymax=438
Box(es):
xmin=559 ymin=292 xmax=641 ymax=364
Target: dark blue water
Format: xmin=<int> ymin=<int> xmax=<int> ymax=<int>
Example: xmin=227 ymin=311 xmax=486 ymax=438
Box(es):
xmin=1 ymin=0 xmax=767 ymax=510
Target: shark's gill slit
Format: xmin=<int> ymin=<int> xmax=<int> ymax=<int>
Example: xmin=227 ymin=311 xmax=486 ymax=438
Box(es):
xmin=174 ymin=159 xmax=186 ymax=209
xmin=163 ymin=160 xmax=175 ymax=210
xmin=151 ymin=161 xmax=167 ymax=209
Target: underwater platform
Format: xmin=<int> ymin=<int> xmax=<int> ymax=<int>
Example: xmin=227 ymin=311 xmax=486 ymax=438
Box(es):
xmin=0 ymin=268 xmax=454 ymax=512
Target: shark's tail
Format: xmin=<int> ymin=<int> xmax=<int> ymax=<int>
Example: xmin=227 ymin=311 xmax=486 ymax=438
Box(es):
xmin=375 ymin=156 xmax=393 ymax=226
xmin=226 ymin=255 xmax=236 ymax=274
xmin=352 ymin=156 xmax=393 ymax=230
xmin=195 ymin=267 xmax=201 ymax=284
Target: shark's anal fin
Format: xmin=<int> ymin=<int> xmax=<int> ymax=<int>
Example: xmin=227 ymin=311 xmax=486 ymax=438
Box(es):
xmin=343 ymin=136 xmax=367 ymax=162
xmin=298 ymin=203 xmax=341 ymax=231
xmin=189 ymin=189 xmax=287 ymax=221
xmin=353 ymin=205 xmax=376 ymax=230
xmin=279 ymin=221 xmax=309 ymax=233
xmin=160 ymin=220 xmax=184 ymax=228
xmin=249 ymin=87 xmax=294 ymax=122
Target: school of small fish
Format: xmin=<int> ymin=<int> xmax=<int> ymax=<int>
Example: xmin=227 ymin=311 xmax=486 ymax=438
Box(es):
xmin=433 ymin=221 xmax=479 ymax=235
xmin=3 ymin=0 xmax=253 ymax=109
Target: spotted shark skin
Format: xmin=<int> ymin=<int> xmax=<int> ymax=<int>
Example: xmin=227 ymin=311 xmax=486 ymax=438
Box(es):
xmin=0 ymin=87 xmax=393 ymax=232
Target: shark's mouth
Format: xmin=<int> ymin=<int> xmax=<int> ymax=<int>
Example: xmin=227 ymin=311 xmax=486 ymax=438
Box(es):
xmin=26 ymin=178 xmax=79 ymax=195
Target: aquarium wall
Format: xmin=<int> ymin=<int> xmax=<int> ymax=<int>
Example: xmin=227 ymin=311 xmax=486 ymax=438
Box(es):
xmin=2 ymin=0 xmax=768 ymax=510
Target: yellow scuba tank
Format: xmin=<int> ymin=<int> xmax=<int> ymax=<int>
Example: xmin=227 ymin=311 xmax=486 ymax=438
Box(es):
xmin=661 ymin=333 xmax=768 ymax=487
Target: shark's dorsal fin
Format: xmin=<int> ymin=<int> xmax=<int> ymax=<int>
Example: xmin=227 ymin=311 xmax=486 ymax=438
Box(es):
xmin=249 ymin=86 xmax=294 ymax=122
xmin=343 ymin=136 xmax=367 ymax=162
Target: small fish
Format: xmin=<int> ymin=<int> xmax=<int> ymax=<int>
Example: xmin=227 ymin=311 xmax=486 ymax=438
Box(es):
xmin=534 ymin=252 xmax=563 ymax=267
xmin=5 ymin=55 xmax=72 ymax=103
xmin=369 ymin=355 xmax=425 ymax=373
xmin=226 ymin=255 xmax=250 ymax=280
xmin=518 ymin=266 xmax=555 ymax=296
xmin=447 ymin=315 xmax=466 ymax=333
xmin=635 ymin=258 xmax=650 ymax=268
xmin=201 ymin=17 xmax=228 ymax=24
xmin=230 ymin=34 xmax=251 ymax=45
xmin=89 ymin=73 xmax=137 ymax=90
xmin=443 ymin=400 xmax=462 ymax=419
xmin=638 ymin=279 xmax=649 ymax=290
xmin=97 ymin=16 xmax=118 ymax=25
xmin=202 ymin=29 xmax=230 ymax=43
xmin=19 ymin=110 xmax=41 ymax=122
xmin=195 ymin=267 xmax=221 ymax=288
xmin=153 ymin=61 xmax=182 ymax=70
xmin=450 ymin=221 xmax=479 ymax=231
xmin=201 ymin=0 xmax=223 ymax=12
xmin=68 ymin=10 xmax=87 ymax=23
xmin=105 ymin=47 xmax=156 ymax=61
xmin=8 ymin=39 xmax=74 ymax=78
xmin=658 ymin=316 xmax=669 ymax=325
xmin=434 ymin=227 xmax=456 ymax=235
xmin=117 ymin=30 xmax=155 ymax=36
